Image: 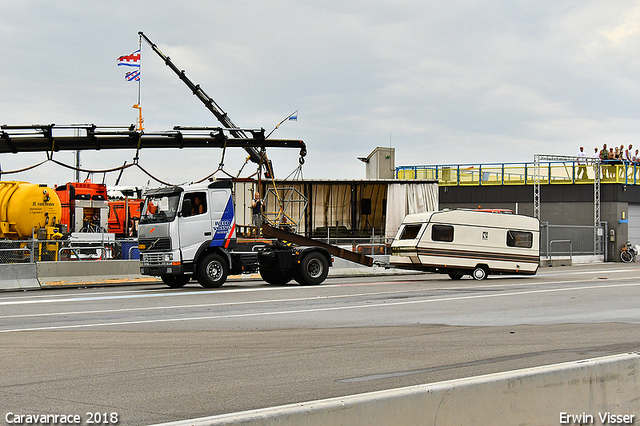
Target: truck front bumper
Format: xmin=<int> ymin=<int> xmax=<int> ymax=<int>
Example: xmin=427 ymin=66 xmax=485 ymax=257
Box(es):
xmin=140 ymin=251 xmax=183 ymax=276
xmin=140 ymin=264 xmax=183 ymax=276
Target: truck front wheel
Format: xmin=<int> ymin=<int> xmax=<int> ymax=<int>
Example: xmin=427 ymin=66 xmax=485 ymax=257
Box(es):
xmin=197 ymin=253 xmax=228 ymax=288
xmin=295 ymin=252 xmax=329 ymax=286
xmin=161 ymin=274 xmax=191 ymax=288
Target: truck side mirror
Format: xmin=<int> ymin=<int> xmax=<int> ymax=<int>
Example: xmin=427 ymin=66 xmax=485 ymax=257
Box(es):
xmin=181 ymin=199 xmax=192 ymax=217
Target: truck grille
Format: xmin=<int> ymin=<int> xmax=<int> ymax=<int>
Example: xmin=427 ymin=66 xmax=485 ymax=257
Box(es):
xmin=142 ymin=253 xmax=166 ymax=265
xmin=139 ymin=237 xmax=171 ymax=252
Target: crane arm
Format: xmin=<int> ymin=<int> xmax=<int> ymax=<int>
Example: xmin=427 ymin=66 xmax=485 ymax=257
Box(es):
xmin=138 ymin=31 xmax=264 ymax=165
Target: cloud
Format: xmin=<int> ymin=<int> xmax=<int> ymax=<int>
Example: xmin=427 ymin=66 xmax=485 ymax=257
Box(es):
xmin=2 ymin=0 xmax=640 ymax=186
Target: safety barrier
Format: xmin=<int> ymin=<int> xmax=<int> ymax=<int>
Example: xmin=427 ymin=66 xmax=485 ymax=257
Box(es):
xmin=149 ymin=352 xmax=639 ymax=426
xmin=0 ymin=263 xmax=40 ymax=291
xmin=36 ymin=260 xmax=156 ymax=288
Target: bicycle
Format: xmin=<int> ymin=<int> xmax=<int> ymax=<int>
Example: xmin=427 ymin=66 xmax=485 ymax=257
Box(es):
xmin=620 ymin=241 xmax=638 ymax=263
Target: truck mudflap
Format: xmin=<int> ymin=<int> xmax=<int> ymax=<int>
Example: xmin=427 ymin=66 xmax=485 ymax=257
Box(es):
xmin=261 ymin=224 xmax=373 ymax=267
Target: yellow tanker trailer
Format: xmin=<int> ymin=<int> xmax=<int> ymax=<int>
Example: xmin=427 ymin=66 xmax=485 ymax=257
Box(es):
xmin=0 ymin=181 xmax=63 ymax=261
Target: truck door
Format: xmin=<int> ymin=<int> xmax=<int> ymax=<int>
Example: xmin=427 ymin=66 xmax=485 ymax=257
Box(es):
xmin=208 ymin=189 xmax=236 ymax=247
xmin=178 ymin=191 xmax=211 ymax=262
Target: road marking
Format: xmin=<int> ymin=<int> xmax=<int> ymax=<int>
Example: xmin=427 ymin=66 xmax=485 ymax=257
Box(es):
xmin=2 ymin=280 xmax=639 ymax=333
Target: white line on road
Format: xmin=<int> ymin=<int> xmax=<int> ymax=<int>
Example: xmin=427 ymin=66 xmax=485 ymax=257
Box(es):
xmin=2 ymin=280 xmax=639 ymax=333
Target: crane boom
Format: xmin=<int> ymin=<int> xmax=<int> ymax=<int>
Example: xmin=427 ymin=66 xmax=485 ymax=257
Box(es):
xmin=138 ymin=31 xmax=268 ymax=167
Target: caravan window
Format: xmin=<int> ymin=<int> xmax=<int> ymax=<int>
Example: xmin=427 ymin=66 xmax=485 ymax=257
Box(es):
xmin=507 ymin=231 xmax=533 ymax=248
xmin=399 ymin=224 xmax=422 ymax=240
xmin=432 ymin=225 xmax=454 ymax=242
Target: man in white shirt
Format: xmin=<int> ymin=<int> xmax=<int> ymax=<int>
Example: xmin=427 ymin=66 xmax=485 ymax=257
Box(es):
xmin=576 ymin=146 xmax=588 ymax=180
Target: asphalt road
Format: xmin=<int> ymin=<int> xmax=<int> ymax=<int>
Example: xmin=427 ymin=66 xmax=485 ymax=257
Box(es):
xmin=1 ymin=263 xmax=639 ymax=425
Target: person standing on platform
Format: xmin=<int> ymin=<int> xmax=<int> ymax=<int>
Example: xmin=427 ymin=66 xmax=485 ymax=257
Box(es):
xmin=576 ymin=147 xmax=588 ymax=180
xmin=251 ymin=191 xmax=263 ymax=237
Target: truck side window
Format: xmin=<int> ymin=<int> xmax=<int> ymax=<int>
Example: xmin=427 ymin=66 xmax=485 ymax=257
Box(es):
xmin=399 ymin=224 xmax=422 ymax=240
xmin=432 ymin=225 xmax=454 ymax=242
xmin=186 ymin=192 xmax=207 ymax=216
xmin=507 ymin=230 xmax=533 ymax=248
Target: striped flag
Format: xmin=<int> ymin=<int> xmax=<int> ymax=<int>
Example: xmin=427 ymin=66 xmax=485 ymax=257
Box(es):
xmin=117 ymin=50 xmax=140 ymax=67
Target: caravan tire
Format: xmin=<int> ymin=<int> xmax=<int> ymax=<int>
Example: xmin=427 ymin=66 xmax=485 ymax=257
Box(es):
xmin=197 ymin=253 xmax=228 ymax=288
xmin=448 ymin=273 xmax=463 ymax=280
xmin=472 ymin=266 xmax=488 ymax=281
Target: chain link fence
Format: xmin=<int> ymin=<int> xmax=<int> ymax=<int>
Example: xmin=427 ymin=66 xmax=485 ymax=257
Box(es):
xmin=0 ymin=238 xmax=140 ymax=264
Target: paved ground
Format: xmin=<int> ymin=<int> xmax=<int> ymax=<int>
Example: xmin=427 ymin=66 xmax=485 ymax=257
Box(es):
xmin=1 ymin=263 xmax=639 ymax=425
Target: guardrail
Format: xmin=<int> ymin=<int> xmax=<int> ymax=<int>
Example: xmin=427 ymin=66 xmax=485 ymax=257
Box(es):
xmin=397 ymin=161 xmax=640 ymax=186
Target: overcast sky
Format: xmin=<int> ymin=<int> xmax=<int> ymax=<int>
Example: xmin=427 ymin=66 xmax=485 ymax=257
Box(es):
xmin=2 ymin=1 xmax=640 ymax=187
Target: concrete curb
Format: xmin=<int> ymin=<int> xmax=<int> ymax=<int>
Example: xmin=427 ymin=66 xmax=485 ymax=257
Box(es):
xmin=149 ymin=352 xmax=640 ymax=426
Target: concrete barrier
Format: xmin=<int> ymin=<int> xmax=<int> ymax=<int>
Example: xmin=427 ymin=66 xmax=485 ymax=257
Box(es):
xmin=0 ymin=263 xmax=40 ymax=291
xmin=149 ymin=353 xmax=640 ymax=426
xmin=36 ymin=260 xmax=156 ymax=288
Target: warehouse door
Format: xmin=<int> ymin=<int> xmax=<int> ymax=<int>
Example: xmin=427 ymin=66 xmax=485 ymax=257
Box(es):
xmin=628 ymin=204 xmax=640 ymax=245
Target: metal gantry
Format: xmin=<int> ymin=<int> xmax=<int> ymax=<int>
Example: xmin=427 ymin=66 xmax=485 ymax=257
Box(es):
xmin=533 ymin=154 xmax=601 ymax=254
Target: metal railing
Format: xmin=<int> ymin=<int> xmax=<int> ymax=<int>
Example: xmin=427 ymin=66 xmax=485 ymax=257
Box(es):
xmin=549 ymin=240 xmax=573 ymax=261
xmin=396 ymin=161 xmax=640 ymax=186
xmin=0 ymin=238 xmax=139 ymax=264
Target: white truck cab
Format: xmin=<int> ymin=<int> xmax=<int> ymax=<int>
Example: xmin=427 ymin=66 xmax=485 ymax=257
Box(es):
xmin=138 ymin=180 xmax=332 ymax=288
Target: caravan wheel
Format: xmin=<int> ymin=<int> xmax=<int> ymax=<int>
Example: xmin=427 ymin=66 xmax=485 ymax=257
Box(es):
xmin=472 ymin=266 xmax=488 ymax=281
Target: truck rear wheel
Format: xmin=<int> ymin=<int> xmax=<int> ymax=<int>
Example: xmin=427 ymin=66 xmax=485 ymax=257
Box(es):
xmin=294 ymin=252 xmax=329 ymax=286
xmin=197 ymin=253 xmax=228 ymax=288
xmin=161 ymin=274 xmax=191 ymax=288
xmin=259 ymin=269 xmax=293 ymax=285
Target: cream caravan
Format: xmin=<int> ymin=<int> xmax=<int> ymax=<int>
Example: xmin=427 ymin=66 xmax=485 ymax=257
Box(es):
xmin=389 ymin=209 xmax=539 ymax=280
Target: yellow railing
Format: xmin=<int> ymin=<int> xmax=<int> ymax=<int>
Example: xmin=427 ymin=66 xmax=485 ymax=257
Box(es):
xmin=396 ymin=162 xmax=640 ymax=186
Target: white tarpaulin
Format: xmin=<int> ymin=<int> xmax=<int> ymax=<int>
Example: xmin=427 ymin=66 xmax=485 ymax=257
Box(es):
xmin=385 ymin=183 xmax=438 ymax=240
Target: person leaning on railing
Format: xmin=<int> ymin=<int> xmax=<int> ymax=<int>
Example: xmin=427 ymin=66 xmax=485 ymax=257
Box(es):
xmin=599 ymin=144 xmax=610 ymax=178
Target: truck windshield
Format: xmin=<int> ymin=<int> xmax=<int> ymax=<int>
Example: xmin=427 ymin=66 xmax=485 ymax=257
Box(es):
xmin=140 ymin=194 xmax=180 ymax=223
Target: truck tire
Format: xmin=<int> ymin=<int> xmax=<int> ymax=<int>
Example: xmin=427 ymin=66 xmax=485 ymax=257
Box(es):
xmin=294 ymin=252 xmax=329 ymax=286
xmin=161 ymin=274 xmax=191 ymax=288
xmin=472 ymin=266 xmax=488 ymax=280
xmin=260 ymin=269 xmax=293 ymax=285
xmin=197 ymin=253 xmax=228 ymax=288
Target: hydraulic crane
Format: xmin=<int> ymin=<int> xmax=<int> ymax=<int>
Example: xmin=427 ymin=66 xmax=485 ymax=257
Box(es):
xmin=138 ymin=31 xmax=294 ymax=177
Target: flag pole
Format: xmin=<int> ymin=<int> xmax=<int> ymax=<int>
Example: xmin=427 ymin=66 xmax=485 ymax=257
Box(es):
xmin=266 ymin=110 xmax=298 ymax=138
xmin=133 ymin=33 xmax=144 ymax=130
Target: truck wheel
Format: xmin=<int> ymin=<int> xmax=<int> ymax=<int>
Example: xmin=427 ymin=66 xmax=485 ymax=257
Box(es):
xmin=260 ymin=270 xmax=293 ymax=285
xmin=197 ymin=253 xmax=228 ymax=288
xmin=161 ymin=274 xmax=191 ymax=288
xmin=472 ymin=266 xmax=488 ymax=280
xmin=295 ymin=252 xmax=329 ymax=286
xmin=448 ymin=273 xmax=463 ymax=280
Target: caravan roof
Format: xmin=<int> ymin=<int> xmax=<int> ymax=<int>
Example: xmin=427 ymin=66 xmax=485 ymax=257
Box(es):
xmin=401 ymin=209 xmax=539 ymax=231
